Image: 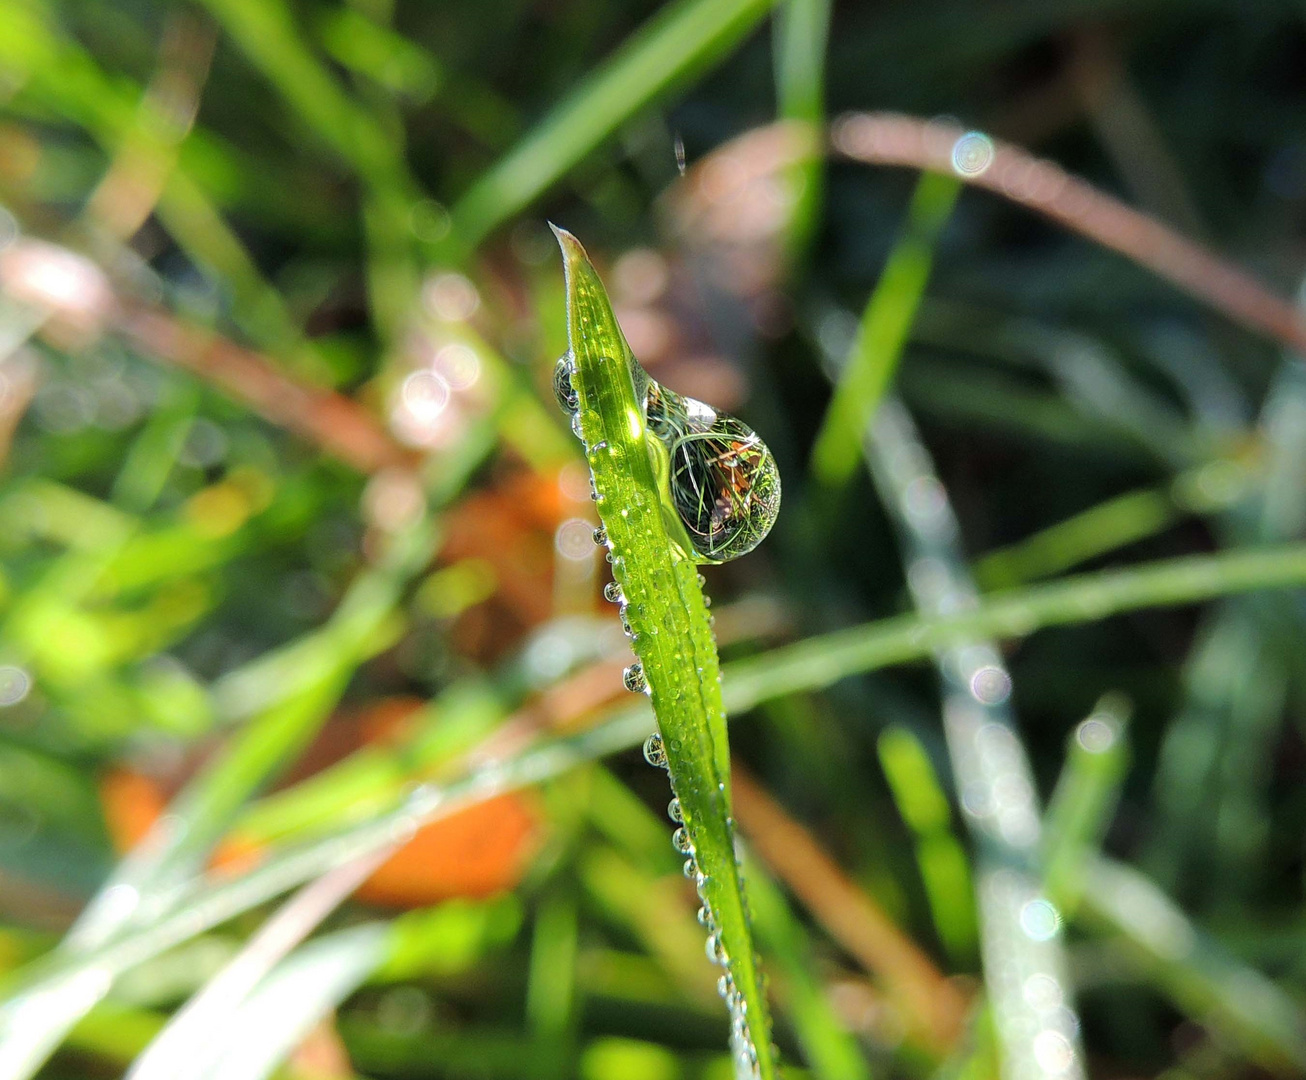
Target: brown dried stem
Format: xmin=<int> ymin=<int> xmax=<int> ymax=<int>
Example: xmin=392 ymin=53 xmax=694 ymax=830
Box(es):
xmin=114 ymin=304 xmax=416 ymax=474
xmin=831 ymin=111 xmax=1306 ymax=354
xmin=731 ymin=763 xmax=969 ymax=1055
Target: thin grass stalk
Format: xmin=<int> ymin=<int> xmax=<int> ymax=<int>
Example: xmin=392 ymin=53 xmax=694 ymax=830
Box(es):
xmin=863 ymin=399 xmax=1085 ymax=1080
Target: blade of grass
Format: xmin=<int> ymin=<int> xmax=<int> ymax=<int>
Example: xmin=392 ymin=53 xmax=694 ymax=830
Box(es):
xmin=0 ymin=10 xmax=330 ymax=380
xmin=1078 ymin=858 xmax=1306 ymax=1073
xmin=554 ymin=226 xmax=777 ymax=1080
xmin=731 ymin=764 xmax=966 ymax=1056
xmin=1041 ymin=696 xmax=1131 ymax=916
xmin=723 ymin=540 xmax=1306 ymax=713
xmin=525 ymin=884 xmax=579 ymax=1077
xmin=809 ymin=172 xmax=959 ymax=490
xmin=876 ymin=726 xmax=978 ymax=965
xmin=69 ymin=517 xmax=434 ymax=951
xmin=772 ymin=0 xmax=833 ymax=265
xmin=863 ymin=399 xmax=1085 ymax=1080
xmin=972 ymin=457 xmax=1257 ymax=590
xmin=125 ymin=852 xmax=390 ymax=1080
xmin=1146 ymin=357 xmax=1306 ymax=896
xmin=194 ymin=0 xmax=423 ymax=343
xmin=448 ymin=0 xmax=779 ymax=253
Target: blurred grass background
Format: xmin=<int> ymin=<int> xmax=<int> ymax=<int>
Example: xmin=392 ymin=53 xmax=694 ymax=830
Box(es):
xmin=2 ymin=0 xmax=1306 ymax=1078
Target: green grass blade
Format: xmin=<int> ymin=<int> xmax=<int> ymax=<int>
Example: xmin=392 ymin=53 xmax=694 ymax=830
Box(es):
xmin=448 ymin=0 xmax=777 ymax=252
xmin=809 ymin=173 xmax=959 ymax=490
xmin=722 ymin=540 xmax=1306 ymax=713
xmin=773 ymin=0 xmax=833 ymax=264
xmin=66 ymin=518 xmax=433 ymax=954
xmin=1078 ymin=858 xmax=1306 ymax=1072
xmin=1042 ymin=696 xmax=1131 ymax=916
xmin=744 ymin=856 xmax=872 ymax=1080
xmin=863 ymin=399 xmax=1085 ymax=1080
xmin=554 ymin=227 xmax=777 ymax=1080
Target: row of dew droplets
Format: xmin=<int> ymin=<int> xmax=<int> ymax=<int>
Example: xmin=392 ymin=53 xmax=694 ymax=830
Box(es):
xmin=554 ymin=345 xmax=768 ymax=1080
xmin=555 ymin=350 xmax=647 ymax=693
xmin=644 ymin=728 xmax=762 ymax=1080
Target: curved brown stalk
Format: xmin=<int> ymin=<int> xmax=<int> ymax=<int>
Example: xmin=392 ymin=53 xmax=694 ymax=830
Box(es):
xmin=831 ymin=112 xmax=1306 ymax=354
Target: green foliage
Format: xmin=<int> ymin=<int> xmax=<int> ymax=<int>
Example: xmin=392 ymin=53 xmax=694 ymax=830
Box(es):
xmin=2 ymin=3 xmax=1306 ymax=1080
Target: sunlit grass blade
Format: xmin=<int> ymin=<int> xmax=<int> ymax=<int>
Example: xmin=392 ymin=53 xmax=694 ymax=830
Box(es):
xmin=1079 ymin=858 xmax=1306 ymax=1073
xmin=68 ymin=518 xmax=433 ymax=954
xmin=863 ymin=399 xmax=1086 ymax=1080
xmin=125 ymin=854 xmax=388 ymax=1080
xmin=773 ymin=0 xmax=832 ymax=264
xmin=175 ymin=923 xmax=387 ymax=1080
xmin=554 ymin=226 xmax=777 ymax=1079
xmin=448 ymin=0 xmax=778 ymax=252
xmin=877 ymin=726 xmax=977 ymax=964
xmin=809 ymin=173 xmax=959 ymax=490
xmin=972 ymin=457 xmax=1257 ymax=590
xmin=722 ymin=539 xmax=1306 ymax=713
xmin=1042 ymin=697 xmax=1131 ymax=915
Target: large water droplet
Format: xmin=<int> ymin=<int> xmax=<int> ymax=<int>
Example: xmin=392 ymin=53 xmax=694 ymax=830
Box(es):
xmin=646 ymin=380 xmax=781 ymax=563
xmin=552 ymin=346 xmax=779 ymax=562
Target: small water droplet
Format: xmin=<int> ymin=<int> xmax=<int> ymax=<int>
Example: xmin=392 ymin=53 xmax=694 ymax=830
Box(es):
xmin=604 ymin=581 xmax=623 ymax=604
xmin=705 ymin=932 xmax=727 ymax=965
xmin=667 ymin=797 xmax=683 ymax=823
xmin=643 ymin=732 xmax=667 ymax=767
xmin=683 ymin=856 xmax=700 ymax=879
xmin=623 ymin=663 xmax=648 ymax=694
xmin=697 ymin=905 xmax=713 ymax=927
xmin=717 ymin=973 xmax=734 ymax=1000
xmin=569 ymin=411 xmax=583 ymax=440
xmin=592 ymin=526 xmax=607 ymax=546
xmin=671 ymin=827 xmax=693 ymax=854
